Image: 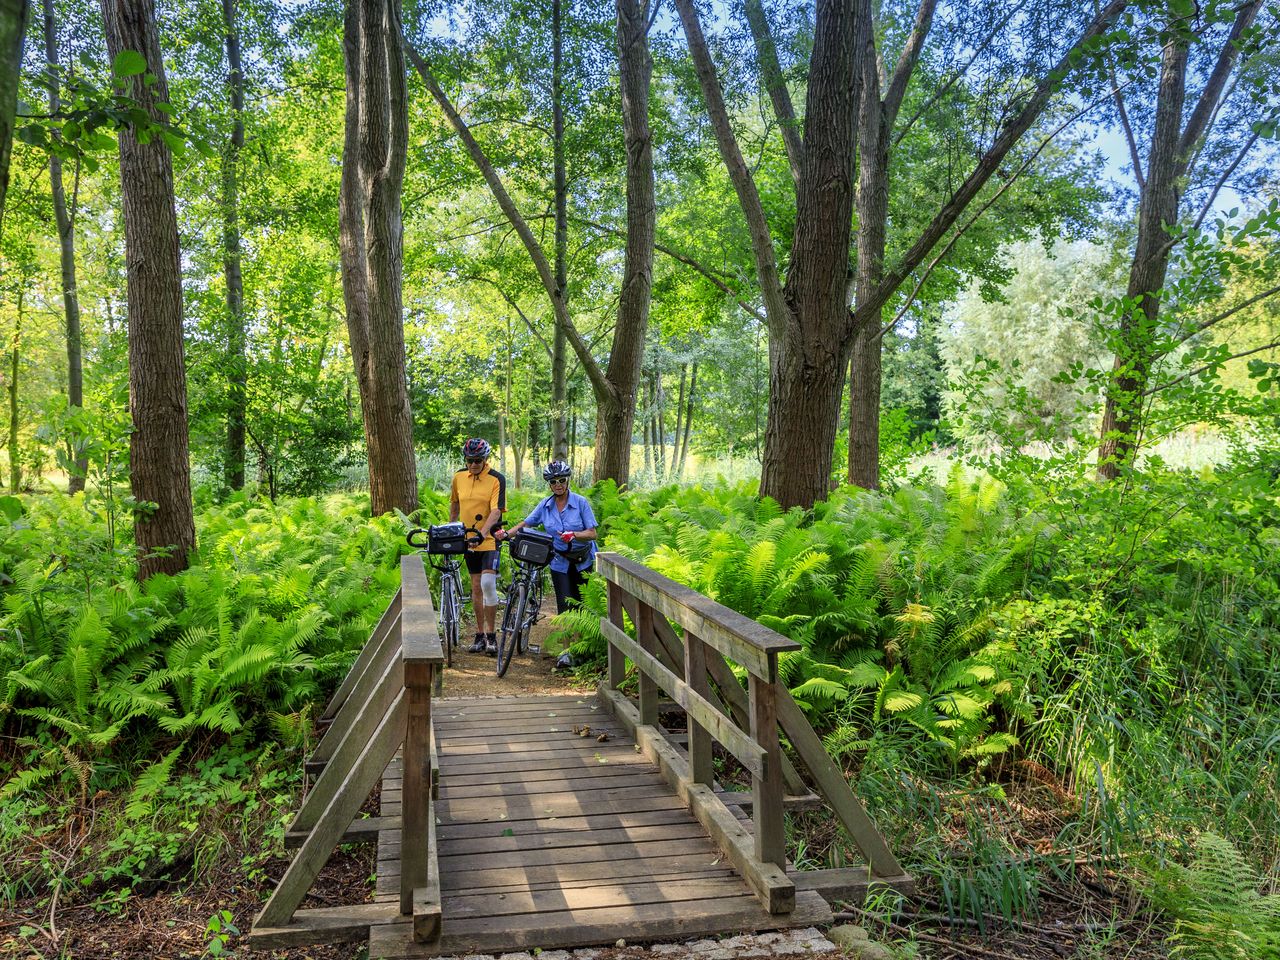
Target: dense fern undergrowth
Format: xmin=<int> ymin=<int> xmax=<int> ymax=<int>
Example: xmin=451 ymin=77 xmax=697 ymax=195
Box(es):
xmin=2 ymin=469 xmax=1277 ymax=954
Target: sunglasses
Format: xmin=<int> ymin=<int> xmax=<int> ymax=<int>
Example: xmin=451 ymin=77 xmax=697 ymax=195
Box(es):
xmin=548 ymin=478 xmax=569 ymax=485
xmin=465 ymin=458 xmax=485 ymax=465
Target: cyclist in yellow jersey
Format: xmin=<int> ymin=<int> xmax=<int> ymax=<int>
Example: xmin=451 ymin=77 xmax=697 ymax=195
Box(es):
xmin=450 ymin=438 xmax=507 ymax=655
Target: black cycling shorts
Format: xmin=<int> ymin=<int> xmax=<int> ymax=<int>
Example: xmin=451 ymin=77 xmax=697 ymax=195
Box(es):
xmin=464 ymin=549 xmax=500 ymax=575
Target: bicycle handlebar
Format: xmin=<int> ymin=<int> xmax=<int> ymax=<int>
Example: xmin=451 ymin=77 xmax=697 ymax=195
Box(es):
xmin=405 ymin=523 xmax=503 ymax=550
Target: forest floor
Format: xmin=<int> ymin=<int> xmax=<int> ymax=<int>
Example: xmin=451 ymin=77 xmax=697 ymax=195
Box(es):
xmin=1 ymin=619 xmax=1168 ymax=960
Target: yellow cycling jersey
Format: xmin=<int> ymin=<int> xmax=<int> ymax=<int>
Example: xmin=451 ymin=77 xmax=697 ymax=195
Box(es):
xmin=450 ymin=466 xmax=507 ymax=551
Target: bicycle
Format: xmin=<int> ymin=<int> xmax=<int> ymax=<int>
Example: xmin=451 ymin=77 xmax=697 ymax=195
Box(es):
xmin=405 ymin=522 xmax=482 ymax=668
xmin=495 ymin=528 xmax=554 ymax=677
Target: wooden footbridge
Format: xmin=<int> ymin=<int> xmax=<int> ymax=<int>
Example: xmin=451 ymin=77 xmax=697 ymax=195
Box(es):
xmin=249 ymin=553 xmax=912 ymax=958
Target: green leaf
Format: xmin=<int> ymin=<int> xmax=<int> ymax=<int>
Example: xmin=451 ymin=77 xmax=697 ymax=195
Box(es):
xmin=112 ymin=50 xmax=147 ymax=78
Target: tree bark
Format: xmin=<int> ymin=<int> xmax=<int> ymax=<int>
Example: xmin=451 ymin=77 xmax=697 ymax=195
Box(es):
xmin=0 ymin=0 xmax=27 ymax=227
xmin=101 ymin=0 xmax=196 ymax=578
xmin=8 ymin=287 xmax=20 ymax=492
xmin=679 ymin=360 xmax=696 ymax=474
xmin=592 ymin=0 xmax=654 ymax=488
xmin=42 ymin=0 xmax=87 ymax=493
xmin=1095 ymin=1 xmax=1260 ymax=479
xmin=221 ymin=0 xmax=246 ymax=491
xmin=342 ymin=0 xmax=418 ymax=515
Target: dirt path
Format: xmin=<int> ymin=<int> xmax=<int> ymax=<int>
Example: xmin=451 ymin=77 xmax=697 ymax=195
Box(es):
xmin=438 ymin=618 xmax=596 ymax=699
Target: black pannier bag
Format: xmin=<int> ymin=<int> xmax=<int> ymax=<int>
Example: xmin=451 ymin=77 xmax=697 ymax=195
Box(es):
xmin=510 ymin=529 xmax=555 ymax=566
xmin=426 ymin=522 xmax=468 ymax=555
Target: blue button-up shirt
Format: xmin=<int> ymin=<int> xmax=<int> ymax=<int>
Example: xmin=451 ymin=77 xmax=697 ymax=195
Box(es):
xmin=522 ymin=492 xmax=598 ymax=573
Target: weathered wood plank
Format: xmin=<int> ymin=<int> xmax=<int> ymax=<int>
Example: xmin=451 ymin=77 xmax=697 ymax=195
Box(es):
xmin=249 ymin=901 xmax=401 ymax=950
xmin=600 ymin=618 xmax=766 ymax=779
xmin=437 ymin=820 xmax=709 ymax=857
xmin=789 ymin=866 xmax=916 ymax=901
xmin=599 ymin=687 xmax=795 ymax=916
xmin=367 ymin=889 xmax=832 ymax=958
xmin=434 ymin=806 xmax=695 ymax=841
xmin=607 ymin=581 xmax=627 ymax=690
xmin=749 ymin=671 xmax=785 ymax=870
xmin=684 ymin=632 xmax=714 ymax=787
xmin=440 ymin=772 xmax=669 ymax=800
xmin=401 ymin=658 xmax=433 ymax=915
xmin=400 ymin=554 xmax=444 ymax=664
xmin=435 ymin=785 xmax=684 ymax=823
xmin=595 ymin=553 xmax=800 ymax=680
xmin=284 ymin=815 xmax=398 ymax=850
xmin=445 ymin=875 xmax=750 ymax=919
xmin=319 ymin=590 xmax=402 ymax=723
xmin=257 ymin=692 xmax=407 ymax=928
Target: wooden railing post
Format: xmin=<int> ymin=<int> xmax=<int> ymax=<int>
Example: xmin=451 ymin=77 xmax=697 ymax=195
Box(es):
xmin=635 ymin=599 xmax=659 ymax=728
xmin=607 ymin=581 xmax=626 ymax=691
xmin=684 ymin=632 xmax=713 ymax=787
xmin=749 ymin=665 xmax=785 ymax=870
xmin=401 ymin=658 xmax=432 ymax=916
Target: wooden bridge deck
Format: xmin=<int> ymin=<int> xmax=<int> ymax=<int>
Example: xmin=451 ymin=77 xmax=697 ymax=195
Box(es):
xmin=368 ymin=694 xmax=831 ymax=958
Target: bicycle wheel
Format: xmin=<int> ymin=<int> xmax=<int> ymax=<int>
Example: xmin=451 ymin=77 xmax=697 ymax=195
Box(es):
xmin=519 ymin=571 xmax=543 ymax=654
xmin=497 ymin=580 xmax=526 ymax=678
xmin=441 ymin=571 xmax=459 ymax=667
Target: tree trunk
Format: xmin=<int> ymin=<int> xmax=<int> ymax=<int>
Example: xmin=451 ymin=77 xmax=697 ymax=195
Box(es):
xmin=0 ymin=0 xmax=27 ymax=227
xmin=221 ymin=0 xmax=246 ymax=491
xmin=759 ymin=0 xmax=863 ymax=507
xmin=642 ymin=373 xmax=652 ymax=473
xmin=101 ymin=0 xmax=196 ymax=578
xmin=672 ymin=363 xmax=686 ymax=471
xmin=1096 ymin=2 xmax=1261 ymax=479
xmin=8 ymin=287 xmax=20 ymax=492
xmin=654 ymin=369 xmax=666 ymax=476
xmin=592 ymin=0 xmax=654 ymax=487
xmin=549 ymin=0 xmax=569 ymax=459
xmin=679 ymin=361 xmax=696 ymax=474
xmin=42 ymin=0 xmax=87 ymax=493
xmin=342 ymin=0 xmax=418 ymax=515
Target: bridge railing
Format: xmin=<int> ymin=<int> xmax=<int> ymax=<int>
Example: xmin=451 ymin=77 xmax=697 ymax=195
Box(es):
xmin=249 ymin=552 xmax=445 ymax=949
xmin=594 ymin=552 xmax=911 ymax=915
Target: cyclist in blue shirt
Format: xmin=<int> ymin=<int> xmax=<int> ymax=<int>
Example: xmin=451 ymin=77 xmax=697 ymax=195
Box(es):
xmin=501 ymin=460 xmax=597 ymax=612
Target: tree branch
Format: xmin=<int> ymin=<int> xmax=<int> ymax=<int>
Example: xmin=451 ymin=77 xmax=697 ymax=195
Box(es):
xmin=404 ymin=38 xmax=611 ymax=398
xmin=1145 ymin=338 xmax=1280 ymax=396
xmin=859 ymin=0 xmax=1128 ymax=328
xmin=1093 ymin=0 xmax=1144 ymax=189
xmin=1191 ymin=125 xmax=1264 ymax=231
xmin=462 ymin=274 xmax=553 ymax=357
xmin=742 ymin=0 xmax=804 ymax=186
xmin=672 ymin=0 xmax=790 ymax=339
xmin=1176 ymin=0 xmax=1262 ymax=165
xmin=882 ymin=0 xmax=936 ymax=128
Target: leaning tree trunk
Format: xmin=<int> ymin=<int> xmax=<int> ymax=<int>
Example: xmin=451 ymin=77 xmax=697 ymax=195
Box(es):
xmin=8 ymin=287 xmax=21 ymax=492
xmin=0 ymin=0 xmax=27 ymax=226
xmin=1096 ymin=37 xmax=1186 ymax=479
xmin=101 ymin=0 xmax=196 ymax=578
xmin=342 ymin=0 xmax=418 ymax=516
xmin=43 ymin=0 xmax=87 ymax=493
xmin=221 ymin=0 xmax=246 ymax=490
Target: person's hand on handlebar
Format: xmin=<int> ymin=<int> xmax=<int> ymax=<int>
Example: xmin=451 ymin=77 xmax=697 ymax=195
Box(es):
xmin=559 ymin=531 xmax=576 ymax=544
xmin=493 ymin=528 xmax=508 ymax=541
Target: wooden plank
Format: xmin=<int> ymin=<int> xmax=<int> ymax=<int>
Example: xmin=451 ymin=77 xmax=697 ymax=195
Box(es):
xmin=436 ymin=760 xmax=652 ymax=789
xmin=400 ymin=554 xmax=444 ymax=664
xmin=634 ymin=600 xmax=660 ymax=727
xmin=284 ymin=815 xmax=398 ymax=850
xmin=435 ymin=753 xmax=652 ymax=777
xmin=440 ymin=772 xmax=668 ymax=800
xmin=434 ymin=806 xmax=695 ymax=841
xmin=437 ymin=820 xmax=710 ymax=856
xmin=449 ymin=866 xmax=735 ymax=898
xmin=433 ymin=701 xmax=606 ymax=724
xmin=367 ymin=889 xmax=832 ymax=958
xmin=607 ymin=581 xmax=626 ymax=690
xmin=435 ymin=785 xmax=683 ymax=823
xmin=684 ymin=632 xmax=713 ymax=787
xmin=434 ymin=722 xmax=628 ymax=747
xmin=653 ymin=615 xmax=808 ymax=797
xmin=436 ymin=742 xmax=641 ymax=768
xmin=319 ymin=591 xmax=402 ymax=723
xmin=249 ymin=901 xmax=401 ymax=950
xmin=774 ymin=686 xmax=906 ymax=879
xmin=312 ymin=620 xmax=401 ymax=769
xmin=430 ymin=852 xmax=730 ymax=893
xmin=437 ymin=835 xmax=717 ymax=872
xmin=445 ymin=875 xmax=750 ymax=920
xmin=436 ymin=693 xmax=603 ymax=709
xmin=401 ymin=658 xmax=433 ymax=915
xmin=291 ymin=651 xmax=403 ymax=835
xmin=749 ymin=671 xmax=785 ymax=870
xmin=789 ymin=866 xmax=916 ymax=901
xmin=599 ymin=686 xmax=795 ymax=916
xmin=412 ymin=803 xmax=442 ymax=942
xmin=256 ymin=692 xmax=408 ymax=928
xmin=600 ymin=618 xmax=766 ymax=779
xmin=596 ymin=553 xmax=799 ymax=680
xmin=717 ymin=791 xmax=824 ymax=813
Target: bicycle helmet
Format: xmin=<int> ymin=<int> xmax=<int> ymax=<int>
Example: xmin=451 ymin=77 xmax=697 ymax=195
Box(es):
xmin=543 ymin=460 xmax=572 ymax=482
xmin=461 ymin=437 xmax=491 ymax=460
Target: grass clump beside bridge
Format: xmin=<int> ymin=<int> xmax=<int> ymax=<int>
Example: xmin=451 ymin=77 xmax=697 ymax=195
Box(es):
xmin=0 ymin=464 xmax=1277 ymax=957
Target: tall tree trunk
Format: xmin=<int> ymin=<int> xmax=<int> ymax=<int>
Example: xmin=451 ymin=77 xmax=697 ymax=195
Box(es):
xmin=1096 ymin=2 xmax=1262 ymax=479
xmin=500 ymin=314 xmax=511 ymax=475
xmin=679 ymin=360 xmax=696 ymax=474
xmin=8 ymin=287 xmax=20 ymax=492
xmin=42 ymin=0 xmax=87 ymax=493
xmin=642 ymin=373 xmax=652 ymax=472
xmin=221 ymin=0 xmax=246 ymax=491
xmin=672 ymin=362 xmax=686 ymax=471
xmin=0 ymin=0 xmax=27 ymax=227
xmin=341 ymin=0 xmax=418 ymax=515
xmin=549 ymin=0 xmax=569 ymax=459
xmin=654 ymin=369 xmax=666 ymax=476
xmin=592 ymin=0 xmax=654 ymax=487
xmin=101 ymin=0 xmax=196 ymax=578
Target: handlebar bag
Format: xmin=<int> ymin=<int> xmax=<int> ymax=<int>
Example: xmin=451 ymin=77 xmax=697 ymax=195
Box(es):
xmin=510 ymin=529 xmax=555 ymax=567
xmin=427 ymin=522 xmax=468 ymax=555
